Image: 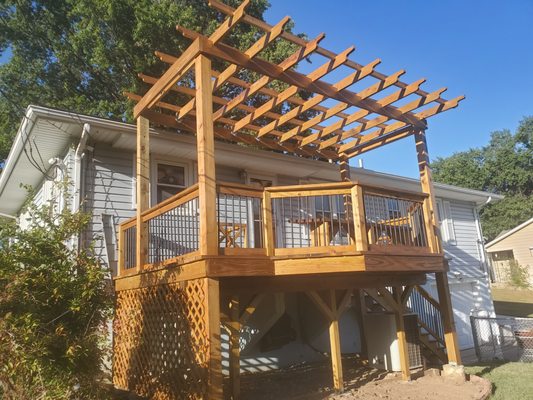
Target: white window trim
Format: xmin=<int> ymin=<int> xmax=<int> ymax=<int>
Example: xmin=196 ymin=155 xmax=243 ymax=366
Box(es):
xmin=436 ymin=198 xmax=457 ymax=245
xmin=150 ymin=158 xmax=192 ymax=206
xmin=245 ymin=171 xmax=277 ymax=187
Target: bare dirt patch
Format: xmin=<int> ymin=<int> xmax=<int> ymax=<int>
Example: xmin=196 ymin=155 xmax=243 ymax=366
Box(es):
xmin=239 ymin=358 xmax=491 ymax=400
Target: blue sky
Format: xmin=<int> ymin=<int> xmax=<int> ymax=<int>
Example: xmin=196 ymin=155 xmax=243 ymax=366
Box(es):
xmin=266 ymin=0 xmax=533 ymax=177
xmin=1 ymin=2 xmax=532 ymax=178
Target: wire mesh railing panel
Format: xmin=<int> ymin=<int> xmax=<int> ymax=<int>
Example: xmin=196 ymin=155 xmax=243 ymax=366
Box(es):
xmin=123 ymin=225 xmax=136 ymax=270
xmin=147 ymin=196 xmax=199 ymax=264
xmin=272 ymin=194 xmax=354 ymax=249
xmin=471 ymin=316 xmax=533 ymax=362
xmin=217 ymin=193 xmax=263 ymax=249
xmin=363 ymin=192 xmax=428 ymax=248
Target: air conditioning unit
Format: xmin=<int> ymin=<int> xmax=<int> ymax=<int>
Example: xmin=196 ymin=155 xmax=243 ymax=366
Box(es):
xmin=364 ymin=312 xmax=422 ymax=371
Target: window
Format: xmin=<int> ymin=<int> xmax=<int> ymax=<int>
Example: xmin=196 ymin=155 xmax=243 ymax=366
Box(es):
xmin=156 ymin=163 xmax=186 ymax=203
xmin=436 ymin=199 xmax=456 ymax=245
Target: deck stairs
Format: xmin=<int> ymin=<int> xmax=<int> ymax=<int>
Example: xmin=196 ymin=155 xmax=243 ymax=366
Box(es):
xmin=362 ymin=286 xmax=448 ymax=366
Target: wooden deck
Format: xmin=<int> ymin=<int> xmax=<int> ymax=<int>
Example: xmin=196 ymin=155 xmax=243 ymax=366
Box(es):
xmin=112 ymin=2 xmax=464 ymax=397
xmin=116 ymin=180 xmax=444 ymax=288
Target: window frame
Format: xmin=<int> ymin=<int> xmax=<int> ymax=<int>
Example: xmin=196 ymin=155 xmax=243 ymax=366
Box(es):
xmin=150 ymin=159 xmax=192 ymax=206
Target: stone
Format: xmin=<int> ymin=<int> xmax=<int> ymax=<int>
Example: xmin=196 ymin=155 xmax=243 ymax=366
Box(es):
xmin=441 ymin=363 xmax=466 ymax=383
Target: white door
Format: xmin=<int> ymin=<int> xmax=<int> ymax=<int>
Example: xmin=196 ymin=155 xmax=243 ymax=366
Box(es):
xmin=449 ymin=282 xmax=475 ymax=349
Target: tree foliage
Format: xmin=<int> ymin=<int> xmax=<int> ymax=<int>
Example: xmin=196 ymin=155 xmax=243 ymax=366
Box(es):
xmin=0 ymin=0 xmax=299 ymax=160
xmin=432 ymin=116 xmax=533 ymax=241
xmin=0 ymin=202 xmax=112 ymax=399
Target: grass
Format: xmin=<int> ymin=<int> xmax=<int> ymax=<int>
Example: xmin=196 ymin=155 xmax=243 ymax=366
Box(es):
xmin=491 ymin=287 xmax=533 ymax=317
xmin=466 ymin=362 xmax=533 ymax=400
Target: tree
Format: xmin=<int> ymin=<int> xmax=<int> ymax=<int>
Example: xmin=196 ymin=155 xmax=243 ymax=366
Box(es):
xmin=0 ymin=0 xmax=299 ymax=160
xmin=0 ymin=202 xmax=112 ymax=399
xmin=432 ymin=116 xmax=533 ymax=241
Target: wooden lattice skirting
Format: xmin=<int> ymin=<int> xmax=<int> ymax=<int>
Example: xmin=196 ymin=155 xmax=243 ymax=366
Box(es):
xmin=113 ymin=277 xmax=220 ymax=400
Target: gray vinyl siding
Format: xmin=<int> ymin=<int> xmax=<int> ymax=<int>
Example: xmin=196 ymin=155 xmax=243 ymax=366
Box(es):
xmin=216 ymin=165 xmax=243 ymax=183
xmin=442 ymin=199 xmax=484 ymax=278
xmin=83 ymin=144 xmax=135 ymax=275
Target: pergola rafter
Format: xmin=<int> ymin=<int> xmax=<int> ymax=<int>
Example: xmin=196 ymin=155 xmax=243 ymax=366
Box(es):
xmin=129 ymin=0 xmax=463 ymax=162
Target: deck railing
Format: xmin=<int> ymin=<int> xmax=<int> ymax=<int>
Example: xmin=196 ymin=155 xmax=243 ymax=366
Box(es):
xmin=118 ymin=181 xmax=437 ymax=273
xmin=363 ymin=187 xmax=430 ymax=253
xmin=266 ymin=182 xmax=357 ymax=255
xmin=118 ymin=184 xmax=200 ymax=276
xmin=216 ymin=182 xmax=264 ymax=255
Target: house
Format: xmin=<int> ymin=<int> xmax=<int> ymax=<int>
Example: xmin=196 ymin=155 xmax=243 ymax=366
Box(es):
xmin=0 ymin=105 xmax=500 ymax=387
xmin=486 ymin=217 xmax=533 ymax=285
xmin=0 ymin=3 xmax=504 ymax=398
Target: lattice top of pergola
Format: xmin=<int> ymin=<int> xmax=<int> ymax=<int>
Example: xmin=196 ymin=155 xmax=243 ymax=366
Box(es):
xmin=128 ymin=0 xmax=464 ymax=162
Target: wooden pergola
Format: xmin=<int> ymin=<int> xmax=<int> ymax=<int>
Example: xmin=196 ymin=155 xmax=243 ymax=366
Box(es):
xmin=115 ymin=2 xmax=465 ymax=399
xmin=128 ymin=0 xmax=463 ymax=163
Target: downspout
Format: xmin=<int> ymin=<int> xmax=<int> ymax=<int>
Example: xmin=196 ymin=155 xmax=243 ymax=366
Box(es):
xmin=72 ymin=123 xmax=90 ymax=250
xmin=474 ymin=196 xmax=493 ymax=280
xmin=72 ymin=123 xmax=90 ymax=213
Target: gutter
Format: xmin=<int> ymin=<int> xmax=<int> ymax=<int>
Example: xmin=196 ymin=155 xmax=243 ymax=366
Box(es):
xmin=0 ymin=107 xmax=37 ymax=199
xmin=476 ymin=195 xmax=493 ymax=211
xmin=0 ymin=212 xmax=17 ymax=220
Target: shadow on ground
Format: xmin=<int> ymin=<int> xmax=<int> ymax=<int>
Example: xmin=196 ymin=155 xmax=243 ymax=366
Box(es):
xmin=238 ymin=356 xmax=387 ymax=400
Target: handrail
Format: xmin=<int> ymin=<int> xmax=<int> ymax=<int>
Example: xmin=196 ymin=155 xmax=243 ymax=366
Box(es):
xmin=120 ymin=183 xmax=200 ymax=228
xmin=265 ymin=181 xmax=355 ymax=193
xmin=414 ymin=285 xmax=441 ymax=310
xmin=362 ymin=185 xmax=428 ymax=202
xmin=217 ymin=181 xmax=264 ymax=198
xmin=407 ymin=285 xmax=446 ymax=350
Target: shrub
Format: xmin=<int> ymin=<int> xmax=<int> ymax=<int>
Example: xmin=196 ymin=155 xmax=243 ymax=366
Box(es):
xmin=508 ymin=259 xmax=530 ymax=289
xmin=0 ymin=202 xmax=112 ymax=399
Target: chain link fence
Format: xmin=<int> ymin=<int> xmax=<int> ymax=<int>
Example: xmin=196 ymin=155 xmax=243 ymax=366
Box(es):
xmin=471 ymin=316 xmax=533 ymax=362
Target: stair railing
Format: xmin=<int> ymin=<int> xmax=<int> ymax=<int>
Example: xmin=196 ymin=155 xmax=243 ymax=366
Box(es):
xmin=407 ymin=285 xmax=445 ymax=347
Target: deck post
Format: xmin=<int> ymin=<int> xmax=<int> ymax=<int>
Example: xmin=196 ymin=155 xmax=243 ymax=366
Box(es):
xmin=195 ymin=54 xmax=218 ymax=256
xmin=393 ymin=286 xmax=411 ymax=380
xmin=229 ymin=295 xmax=241 ymax=400
xmin=435 ymin=271 xmax=462 ymax=365
xmin=329 ymin=290 xmax=344 ymax=392
xmin=353 ymin=289 xmax=368 ymax=360
xmin=329 ymin=289 xmax=344 ymax=392
xmin=414 ymin=130 xmax=462 ymax=365
xmin=207 ymin=278 xmax=223 ymax=400
xmin=414 ymin=130 xmax=440 ymax=253
xmin=135 ymin=116 xmax=150 ymax=272
xmin=306 ymin=290 xmax=344 ymax=392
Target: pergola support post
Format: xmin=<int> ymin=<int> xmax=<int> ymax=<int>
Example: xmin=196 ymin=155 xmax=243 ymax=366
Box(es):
xmin=195 ymin=54 xmax=218 ymax=256
xmin=414 ymin=130 xmax=462 ymax=366
xmin=415 ymin=130 xmax=440 ymax=253
xmin=135 ymin=116 xmax=150 ymax=272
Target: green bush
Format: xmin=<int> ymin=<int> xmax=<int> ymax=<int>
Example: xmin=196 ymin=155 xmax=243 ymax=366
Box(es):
xmin=508 ymin=259 xmax=530 ymax=289
xmin=0 ymin=202 xmax=112 ymax=399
